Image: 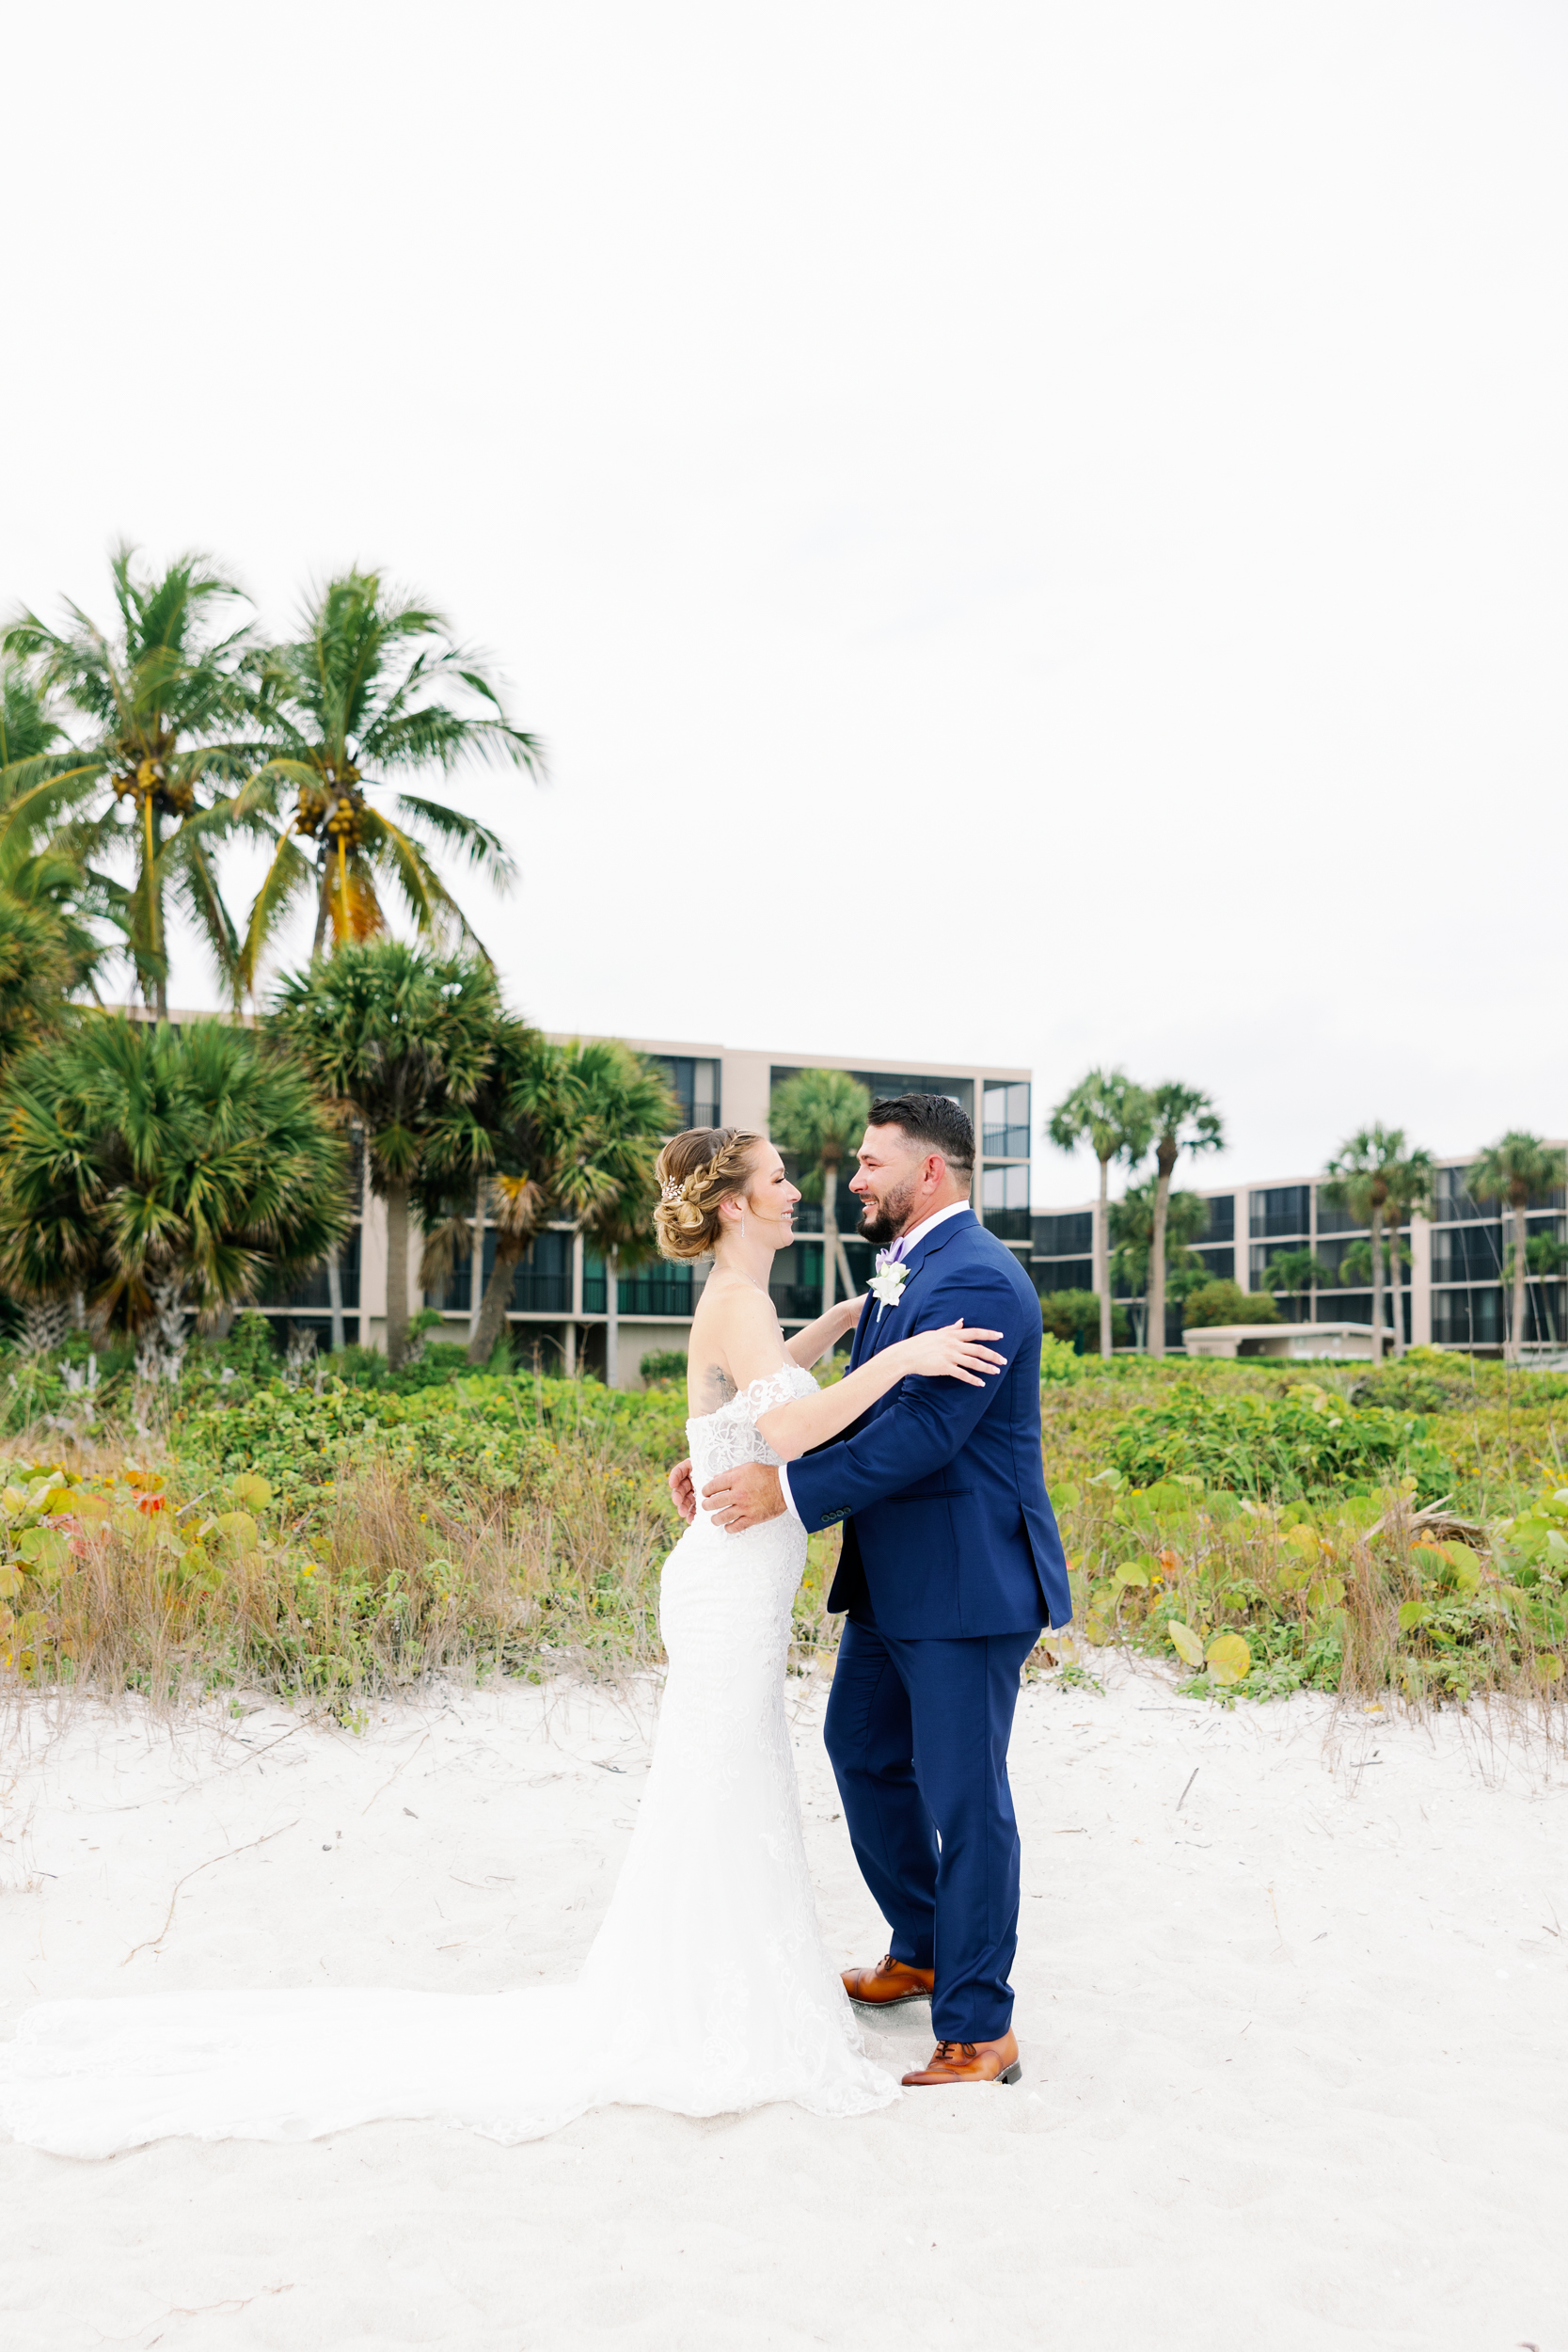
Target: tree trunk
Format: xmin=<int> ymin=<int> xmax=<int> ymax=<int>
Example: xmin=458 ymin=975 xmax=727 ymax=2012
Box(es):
xmin=1370 ymin=1205 xmax=1386 ymax=1362
xmin=325 ymin=1246 xmax=344 ymax=1354
xmin=468 ymin=1178 xmax=486 ymax=1344
xmin=385 ymin=1180 xmax=411 ymax=1368
xmin=819 ymin=1147 xmax=839 ymax=1316
xmin=467 ymin=1233 xmax=522 ymax=1367
xmin=605 ymin=1246 xmax=621 ymax=1388
xmin=1148 ymin=1145 xmax=1175 ymax=1359
xmin=1096 ymin=1155 xmax=1112 ymax=1359
xmin=835 ymin=1234 xmax=859 ymax=1301
xmin=1509 ymin=1187 xmax=1528 ymax=1364
xmin=311 ymin=851 xmax=333 ymax=960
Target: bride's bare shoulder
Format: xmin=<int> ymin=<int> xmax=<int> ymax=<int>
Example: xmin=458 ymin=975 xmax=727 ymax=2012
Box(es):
xmin=687 ymin=1278 xmax=783 ymax=1414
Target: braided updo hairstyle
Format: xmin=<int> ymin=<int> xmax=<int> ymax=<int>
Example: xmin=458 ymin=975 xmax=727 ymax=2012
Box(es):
xmin=653 ymin=1127 xmax=763 ymax=1262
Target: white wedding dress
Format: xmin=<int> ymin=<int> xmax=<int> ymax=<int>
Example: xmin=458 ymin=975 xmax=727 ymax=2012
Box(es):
xmin=0 ymin=1364 xmax=898 ymax=2156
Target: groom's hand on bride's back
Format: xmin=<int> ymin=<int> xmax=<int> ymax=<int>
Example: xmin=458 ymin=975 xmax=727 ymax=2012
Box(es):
xmin=702 ymin=1461 xmax=785 ymax=1533
xmin=668 ymin=1458 xmax=697 ymax=1522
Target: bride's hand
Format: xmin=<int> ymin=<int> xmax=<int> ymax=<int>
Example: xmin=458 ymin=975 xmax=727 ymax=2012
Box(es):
xmin=895 ymin=1319 xmax=1007 ymax=1388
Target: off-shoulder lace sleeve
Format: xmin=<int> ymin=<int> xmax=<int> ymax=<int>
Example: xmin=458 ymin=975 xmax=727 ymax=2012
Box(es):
xmin=736 ymin=1366 xmax=809 ymax=1422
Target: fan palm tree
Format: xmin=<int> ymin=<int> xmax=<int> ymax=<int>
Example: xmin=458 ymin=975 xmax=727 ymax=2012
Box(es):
xmin=1143 ymin=1083 xmax=1225 ymax=1358
xmin=1261 ymin=1246 xmax=1337 ymax=1325
xmin=266 ymin=942 xmax=504 ymax=1367
xmin=1468 ymin=1132 xmax=1568 ymax=1364
xmin=2 ymin=548 xmax=259 ymax=1015
xmin=570 ymin=1045 xmax=683 ymax=1387
xmin=1108 ymin=1177 xmax=1210 ymax=1348
xmin=1322 ymin=1123 xmax=1408 ymax=1363
xmin=768 ymin=1069 xmax=873 ymax=1317
xmin=236 ymin=573 xmax=541 ymax=989
xmin=1047 ymin=1069 xmax=1154 ymax=1361
xmin=1379 ymin=1147 xmax=1435 ymax=1359
xmin=0 ymin=1014 xmax=348 ymax=1383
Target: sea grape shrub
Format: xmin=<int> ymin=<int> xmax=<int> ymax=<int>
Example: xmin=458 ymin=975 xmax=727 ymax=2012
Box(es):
xmin=1108 ymin=1381 xmax=1450 ymax=1502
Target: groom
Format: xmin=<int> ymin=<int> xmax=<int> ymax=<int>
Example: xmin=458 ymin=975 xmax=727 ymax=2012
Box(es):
xmin=685 ymin=1093 xmax=1070 ymax=2090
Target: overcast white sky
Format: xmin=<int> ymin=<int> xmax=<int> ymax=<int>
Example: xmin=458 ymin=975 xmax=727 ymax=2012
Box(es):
xmin=4 ymin=1 xmax=1563 ymax=1204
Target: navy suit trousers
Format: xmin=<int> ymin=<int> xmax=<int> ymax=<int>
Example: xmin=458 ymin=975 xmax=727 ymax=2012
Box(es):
xmin=823 ymin=1613 xmax=1038 ymax=2042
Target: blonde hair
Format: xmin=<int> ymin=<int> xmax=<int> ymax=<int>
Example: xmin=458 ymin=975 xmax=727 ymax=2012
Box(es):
xmin=653 ymin=1127 xmax=763 ymax=1262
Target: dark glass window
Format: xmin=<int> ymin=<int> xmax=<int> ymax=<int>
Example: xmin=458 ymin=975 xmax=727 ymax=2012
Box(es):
xmin=1190 ymin=1245 xmax=1234 ymax=1283
xmin=1034 ymin=1258 xmax=1095 ymax=1295
xmin=1033 ymin=1212 xmax=1093 ymax=1257
xmin=1249 ymin=1186 xmax=1310 ymax=1239
xmin=1315 ymin=1188 xmax=1367 ymax=1238
xmin=1198 ymin=1194 xmax=1234 ymax=1245
xmin=982 ymin=1081 xmax=1031 ymax=1160
xmin=642 ymin=1056 xmax=721 ymax=1134
xmin=773 ymin=1067 xmax=974 ymax=1121
xmin=1431 ymin=1227 xmax=1505 ymax=1283
xmin=1432 ymin=1286 xmax=1504 ymax=1345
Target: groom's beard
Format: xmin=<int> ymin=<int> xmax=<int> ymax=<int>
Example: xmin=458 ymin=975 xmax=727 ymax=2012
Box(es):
xmin=857 ymin=1179 xmax=918 ymax=1251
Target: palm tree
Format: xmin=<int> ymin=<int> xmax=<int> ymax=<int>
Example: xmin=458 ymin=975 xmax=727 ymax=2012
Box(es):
xmin=420 ymin=1036 xmax=675 ymax=1377
xmin=1108 ymin=1177 xmax=1209 ymax=1348
xmin=1379 ymin=1147 xmax=1435 ymax=1359
xmin=266 ymin=942 xmax=503 ymax=1367
xmin=1469 ymin=1132 xmax=1568 ymax=1364
xmin=569 ymin=1046 xmax=684 ymax=1386
xmin=1143 ymin=1084 xmax=1224 ymax=1358
xmin=1261 ymin=1246 xmax=1337 ymax=1325
xmin=0 ymin=1014 xmax=347 ymax=1383
xmin=0 ymin=657 xmax=123 ymax=1026
xmin=3 ymin=548 xmax=259 ymax=1015
xmin=1047 ymin=1069 xmax=1154 ymax=1361
xmin=768 ymin=1069 xmax=872 ymax=1316
xmin=237 ymin=573 xmax=541 ymax=989
xmin=1322 ymin=1123 xmax=1408 ymax=1362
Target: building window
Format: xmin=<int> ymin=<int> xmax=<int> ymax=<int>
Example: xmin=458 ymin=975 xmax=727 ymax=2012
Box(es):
xmin=1198 ymin=1195 xmax=1235 ymax=1245
xmin=1431 ymin=1226 xmax=1505 ymax=1284
xmin=1249 ymin=1186 xmax=1310 ymax=1239
xmin=982 ymin=1082 xmax=1031 ymax=1160
xmin=771 ymin=1067 xmax=974 ymax=1120
xmin=1034 ymin=1211 xmax=1093 ymax=1257
xmin=982 ymin=1162 xmax=1030 ymax=1242
xmin=1190 ymin=1245 xmax=1234 ymax=1284
xmin=642 ymin=1056 xmax=721 ymax=1133
xmin=1033 ymin=1257 xmax=1095 ymax=1295
xmin=261 ymin=1223 xmax=362 ymax=1312
xmin=1315 ymin=1186 xmax=1367 ymax=1238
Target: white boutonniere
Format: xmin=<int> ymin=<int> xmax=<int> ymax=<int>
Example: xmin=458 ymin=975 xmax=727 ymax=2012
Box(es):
xmin=868 ymin=1262 xmax=910 ymax=1316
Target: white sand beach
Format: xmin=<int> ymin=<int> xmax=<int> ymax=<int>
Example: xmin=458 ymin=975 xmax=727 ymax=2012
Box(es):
xmin=2 ymin=1662 xmax=1563 ymax=2352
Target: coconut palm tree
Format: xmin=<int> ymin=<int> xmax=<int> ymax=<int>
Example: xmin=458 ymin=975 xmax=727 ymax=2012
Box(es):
xmin=768 ymin=1069 xmax=873 ymax=1317
xmin=1468 ymin=1132 xmax=1568 ymax=1364
xmin=236 ymin=573 xmax=541 ymax=989
xmin=1322 ymin=1123 xmax=1408 ymax=1362
xmin=2 ymin=548 xmax=259 ymax=1015
xmin=1047 ymin=1069 xmax=1154 ymax=1361
xmin=1143 ymin=1084 xmax=1225 ymax=1358
xmin=266 ymin=942 xmax=503 ymax=1367
xmin=0 ymin=1014 xmax=347 ymax=1383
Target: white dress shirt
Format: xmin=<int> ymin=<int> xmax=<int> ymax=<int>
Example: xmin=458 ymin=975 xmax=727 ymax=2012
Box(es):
xmin=776 ymin=1200 xmax=973 ymax=1524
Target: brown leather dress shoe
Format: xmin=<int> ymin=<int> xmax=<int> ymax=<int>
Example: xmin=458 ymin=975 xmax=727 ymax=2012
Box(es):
xmin=901 ymin=2031 xmax=1022 ymax=2087
xmin=841 ymin=1953 xmax=935 ymax=2008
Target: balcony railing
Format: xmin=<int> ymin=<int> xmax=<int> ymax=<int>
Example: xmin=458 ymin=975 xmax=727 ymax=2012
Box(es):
xmin=983 ymin=1207 xmax=1032 ymax=1242
xmin=982 ymin=1124 xmax=1031 ymax=1159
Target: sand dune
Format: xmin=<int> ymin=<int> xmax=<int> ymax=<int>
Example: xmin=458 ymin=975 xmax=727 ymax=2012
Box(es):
xmin=2 ymin=1661 xmax=1563 ymax=2351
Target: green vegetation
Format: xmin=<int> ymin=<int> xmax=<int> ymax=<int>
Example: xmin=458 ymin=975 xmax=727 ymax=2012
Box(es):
xmin=0 ymin=1343 xmax=1562 ymax=1720
xmin=769 ymin=1068 xmax=872 ymax=1315
xmin=1180 ymin=1279 xmax=1281 ymax=1328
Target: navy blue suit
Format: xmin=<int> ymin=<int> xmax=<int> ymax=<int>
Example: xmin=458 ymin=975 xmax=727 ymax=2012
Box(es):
xmin=786 ymin=1208 xmax=1069 ymax=2042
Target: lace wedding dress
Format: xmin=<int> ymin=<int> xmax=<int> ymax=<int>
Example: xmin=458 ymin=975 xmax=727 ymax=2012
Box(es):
xmin=0 ymin=1364 xmax=897 ymax=2156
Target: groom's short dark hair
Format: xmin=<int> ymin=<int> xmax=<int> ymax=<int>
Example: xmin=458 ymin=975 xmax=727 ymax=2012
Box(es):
xmin=868 ymin=1093 xmax=975 ymax=1179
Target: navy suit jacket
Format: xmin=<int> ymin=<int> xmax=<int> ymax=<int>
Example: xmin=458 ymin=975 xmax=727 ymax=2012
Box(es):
xmin=785 ymin=1209 xmax=1070 ymax=1639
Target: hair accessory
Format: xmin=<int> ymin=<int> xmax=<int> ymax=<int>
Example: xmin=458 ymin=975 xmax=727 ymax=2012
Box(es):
xmin=659 ymin=1179 xmax=683 ymax=1204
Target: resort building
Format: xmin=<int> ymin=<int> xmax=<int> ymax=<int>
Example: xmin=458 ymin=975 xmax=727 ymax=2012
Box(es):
xmin=1031 ymin=1151 xmax=1568 ymax=1359
xmin=265 ymin=1040 xmax=1033 ymax=1384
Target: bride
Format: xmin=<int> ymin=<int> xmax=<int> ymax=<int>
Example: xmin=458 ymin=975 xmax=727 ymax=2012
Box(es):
xmin=0 ymin=1127 xmax=1006 ymax=2154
